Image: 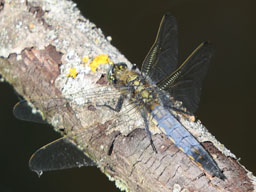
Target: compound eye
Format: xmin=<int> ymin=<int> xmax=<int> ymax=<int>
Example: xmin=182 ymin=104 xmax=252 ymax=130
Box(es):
xmin=118 ymin=63 xmax=127 ymax=70
xmin=122 ymin=63 xmax=128 ymax=69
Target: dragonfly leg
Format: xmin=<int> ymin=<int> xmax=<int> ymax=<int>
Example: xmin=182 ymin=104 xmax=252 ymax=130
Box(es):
xmin=96 ymin=96 xmax=124 ymax=112
xmin=141 ymin=108 xmax=157 ymax=153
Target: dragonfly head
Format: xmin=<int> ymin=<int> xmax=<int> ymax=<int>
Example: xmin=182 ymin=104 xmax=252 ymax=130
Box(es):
xmin=107 ymin=63 xmax=128 ymax=84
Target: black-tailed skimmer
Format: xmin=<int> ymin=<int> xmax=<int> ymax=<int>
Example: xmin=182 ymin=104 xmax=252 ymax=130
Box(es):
xmin=13 ymin=13 xmax=226 ymax=180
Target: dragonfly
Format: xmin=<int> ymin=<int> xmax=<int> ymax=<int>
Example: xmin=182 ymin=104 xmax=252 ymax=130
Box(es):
xmin=13 ymin=13 xmax=226 ymax=180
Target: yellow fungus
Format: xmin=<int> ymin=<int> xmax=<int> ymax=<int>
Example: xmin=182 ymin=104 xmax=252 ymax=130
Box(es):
xmin=82 ymin=56 xmax=89 ymax=63
xmin=89 ymin=54 xmax=112 ymax=72
xmin=66 ymin=68 xmax=78 ymax=78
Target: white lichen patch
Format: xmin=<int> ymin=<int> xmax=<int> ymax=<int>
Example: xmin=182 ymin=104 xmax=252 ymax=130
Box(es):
xmin=0 ymin=0 xmax=130 ymax=65
xmin=0 ymin=0 xmax=49 ymax=56
xmin=0 ymin=0 xmax=140 ymax=151
xmin=173 ymin=183 xmax=181 ymax=192
xmin=105 ymin=174 xmax=128 ymax=192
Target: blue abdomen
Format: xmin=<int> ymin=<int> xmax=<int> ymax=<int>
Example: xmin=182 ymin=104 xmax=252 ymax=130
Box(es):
xmin=151 ymin=105 xmax=225 ymax=179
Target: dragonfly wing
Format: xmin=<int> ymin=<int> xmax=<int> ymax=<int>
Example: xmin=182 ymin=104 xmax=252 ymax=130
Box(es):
xmin=13 ymin=100 xmax=47 ymax=124
xmin=141 ymin=13 xmax=178 ymax=83
xmin=12 ymin=85 xmax=122 ymax=124
xmin=157 ymin=42 xmax=214 ymax=114
xmin=29 ymin=137 xmax=95 ymax=174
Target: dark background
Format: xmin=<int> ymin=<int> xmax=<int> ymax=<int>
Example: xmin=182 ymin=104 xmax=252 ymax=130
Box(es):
xmin=0 ymin=0 xmax=255 ymax=191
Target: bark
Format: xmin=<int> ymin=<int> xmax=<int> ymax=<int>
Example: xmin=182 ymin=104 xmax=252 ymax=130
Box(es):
xmin=0 ymin=0 xmax=256 ymax=191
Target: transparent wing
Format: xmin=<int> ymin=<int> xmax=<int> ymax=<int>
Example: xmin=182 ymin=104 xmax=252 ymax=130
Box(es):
xmin=29 ymin=137 xmax=96 ymax=174
xmin=13 ymin=100 xmax=47 ymax=124
xmin=141 ymin=13 xmax=178 ymax=84
xmin=104 ymin=101 xmax=145 ymax=135
xmin=12 ymin=85 xmax=123 ymax=124
xmin=13 ymin=91 xmax=145 ymax=135
xmin=157 ymin=42 xmax=214 ymax=114
xmin=12 ymin=83 xmax=146 ymax=139
xmin=17 ymin=87 xmax=145 ymax=173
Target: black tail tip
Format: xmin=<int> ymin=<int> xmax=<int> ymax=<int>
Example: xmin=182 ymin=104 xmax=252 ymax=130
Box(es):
xmin=215 ymin=171 xmax=226 ymax=180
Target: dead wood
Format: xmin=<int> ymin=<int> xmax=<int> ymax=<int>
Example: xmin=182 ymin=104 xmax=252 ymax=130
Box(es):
xmin=0 ymin=0 xmax=255 ymax=191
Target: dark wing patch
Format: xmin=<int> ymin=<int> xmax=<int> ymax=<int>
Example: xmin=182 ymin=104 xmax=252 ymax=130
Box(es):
xmin=141 ymin=13 xmax=178 ymax=84
xmin=29 ymin=137 xmax=95 ymax=174
xmin=13 ymin=100 xmax=47 ymax=124
xmin=157 ymin=42 xmax=214 ymax=114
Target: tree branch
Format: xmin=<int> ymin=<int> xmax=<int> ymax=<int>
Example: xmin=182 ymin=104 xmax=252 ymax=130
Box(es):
xmin=0 ymin=0 xmax=255 ymax=191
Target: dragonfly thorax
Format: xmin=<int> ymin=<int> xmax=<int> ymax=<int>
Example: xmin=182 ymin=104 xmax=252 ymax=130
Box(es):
xmin=129 ymin=77 xmax=158 ymax=107
xmin=108 ymin=63 xmax=159 ymax=109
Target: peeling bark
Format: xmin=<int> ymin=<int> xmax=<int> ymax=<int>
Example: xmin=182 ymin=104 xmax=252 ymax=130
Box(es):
xmin=0 ymin=0 xmax=4 ymax=12
xmin=0 ymin=0 xmax=256 ymax=191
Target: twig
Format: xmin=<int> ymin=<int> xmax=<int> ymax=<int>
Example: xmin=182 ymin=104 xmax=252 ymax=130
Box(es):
xmin=0 ymin=0 xmax=256 ymax=191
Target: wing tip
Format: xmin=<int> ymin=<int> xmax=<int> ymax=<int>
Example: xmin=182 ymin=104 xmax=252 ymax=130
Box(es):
xmin=201 ymin=41 xmax=215 ymax=50
xmin=163 ymin=12 xmax=177 ymax=22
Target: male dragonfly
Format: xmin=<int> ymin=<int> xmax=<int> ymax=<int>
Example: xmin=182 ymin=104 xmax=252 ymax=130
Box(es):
xmin=13 ymin=13 xmax=225 ymax=180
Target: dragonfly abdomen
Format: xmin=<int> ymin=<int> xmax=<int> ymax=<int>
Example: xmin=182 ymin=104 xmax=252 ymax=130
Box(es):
xmin=151 ymin=105 xmax=225 ymax=180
